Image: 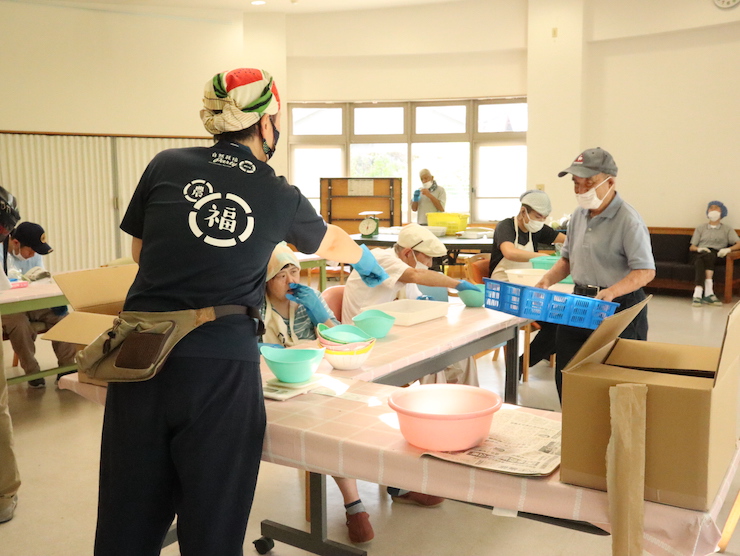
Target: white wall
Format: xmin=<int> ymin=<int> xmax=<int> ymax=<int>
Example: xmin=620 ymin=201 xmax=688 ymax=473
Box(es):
xmin=0 ymin=1 xmax=245 ymax=136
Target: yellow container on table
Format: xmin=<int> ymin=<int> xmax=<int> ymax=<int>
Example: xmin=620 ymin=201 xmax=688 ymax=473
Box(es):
xmin=426 ymin=213 xmax=469 ymax=235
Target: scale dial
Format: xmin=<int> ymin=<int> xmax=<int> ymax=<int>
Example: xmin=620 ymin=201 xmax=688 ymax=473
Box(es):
xmin=359 ymin=217 xmax=379 ymax=236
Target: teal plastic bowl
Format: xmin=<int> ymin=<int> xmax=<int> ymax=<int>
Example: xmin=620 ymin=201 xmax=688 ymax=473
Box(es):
xmin=317 ymin=323 xmax=374 ymax=344
xmin=260 ymin=346 xmax=325 ymax=383
xmin=458 ymin=284 xmax=486 ymax=307
xmin=352 ymin=309 xmax=396 ymax=339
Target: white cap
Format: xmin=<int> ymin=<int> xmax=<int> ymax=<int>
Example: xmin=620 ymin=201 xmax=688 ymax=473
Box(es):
xmin=520 ymin=190 xmax=552 ymax=216
xmin=397 ymin=223 xmax=448 ymax=257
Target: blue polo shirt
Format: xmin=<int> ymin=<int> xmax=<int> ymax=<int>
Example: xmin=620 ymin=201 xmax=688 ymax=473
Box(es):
xmin=560 ymin=192 xmax=654 ymax=288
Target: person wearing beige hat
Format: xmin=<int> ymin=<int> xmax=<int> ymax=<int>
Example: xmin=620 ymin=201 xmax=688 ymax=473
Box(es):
xmin=95 ymin=68 xmax=388 ymax=555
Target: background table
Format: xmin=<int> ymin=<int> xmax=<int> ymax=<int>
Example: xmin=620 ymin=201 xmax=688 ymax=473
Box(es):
xmin=0 ymin=279 xmax=74 ymax=385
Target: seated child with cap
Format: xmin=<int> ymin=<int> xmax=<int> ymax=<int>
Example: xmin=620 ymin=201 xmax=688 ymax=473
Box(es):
xmin=690 ymin=201 xmax=740 ymax=307
xmin=260 ymin=243 xmax=374 ymax=545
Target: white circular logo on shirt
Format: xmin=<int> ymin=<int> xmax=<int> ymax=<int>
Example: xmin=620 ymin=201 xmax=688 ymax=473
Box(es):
xmin=188 ymin=192 xmax=254 ymax=247
xmin=183 ymin=179 xmax=214 ymax=203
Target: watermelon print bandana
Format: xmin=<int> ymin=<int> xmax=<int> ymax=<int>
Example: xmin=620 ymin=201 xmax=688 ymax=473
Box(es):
xmin=200 ymin=68 xmax=281 ymax=134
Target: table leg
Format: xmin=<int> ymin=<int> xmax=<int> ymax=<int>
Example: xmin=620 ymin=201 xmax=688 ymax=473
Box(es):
xmin=258 ymin=472 xmax=366 ymax=556
xmin=504 ymin=332 xmax=519 ymax=404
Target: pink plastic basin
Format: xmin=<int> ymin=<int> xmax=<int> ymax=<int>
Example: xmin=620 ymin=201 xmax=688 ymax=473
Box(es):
xmin=388 ymin=384 xmax=502 ymax=452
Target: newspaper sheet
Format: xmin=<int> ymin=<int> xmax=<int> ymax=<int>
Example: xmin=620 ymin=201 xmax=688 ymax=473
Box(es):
xmin=422 ymin=408 xmax=561 ymax=476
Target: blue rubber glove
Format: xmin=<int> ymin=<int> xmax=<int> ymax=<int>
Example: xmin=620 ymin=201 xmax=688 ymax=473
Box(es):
xmin=417 ymin=295 xmax=434 ymax=301
xmin=455 ymin=280 xmax=480 ymax=292
xmin=287 ymin=283 xmax=331 ymax=325
xmin=351 ymin=245 xmax=389 ymax=287
xmin=412 ymin=189 xmax=421 ymax=203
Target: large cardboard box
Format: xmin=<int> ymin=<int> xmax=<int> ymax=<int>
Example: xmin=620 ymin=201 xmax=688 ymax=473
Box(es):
xmin=43 ymin=265 xmax=138 ymax=386
xmin=560 ymin=298 xmax=740 ymax=511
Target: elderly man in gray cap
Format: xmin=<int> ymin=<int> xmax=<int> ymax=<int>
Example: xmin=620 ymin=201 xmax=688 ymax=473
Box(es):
xmin=535 ymin=147 xmax=655 ymax=402
xmin=488 ymin=190 xmax=565 ymax=375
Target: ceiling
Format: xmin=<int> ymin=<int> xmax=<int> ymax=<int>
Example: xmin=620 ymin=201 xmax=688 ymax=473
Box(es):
xmin=51 ymin=0 xmax=466 ymax=14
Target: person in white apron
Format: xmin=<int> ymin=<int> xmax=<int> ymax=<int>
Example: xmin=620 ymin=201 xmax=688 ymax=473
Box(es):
xmin=489 ymin=190 xmax=565 ymax=373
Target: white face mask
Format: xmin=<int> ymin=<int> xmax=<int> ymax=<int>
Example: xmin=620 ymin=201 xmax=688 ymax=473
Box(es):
xmin=411 ymin=251 xmax=429 ymax=270
xmin=707 ymin=210 xmax=722 ymax=222
xmin=576 ymin=177 xmax=612 ymax=211
xmin=421 ymin=180 xmax=433 ymax=189
xmin=522 ymin=211 xmax=545 ymax=233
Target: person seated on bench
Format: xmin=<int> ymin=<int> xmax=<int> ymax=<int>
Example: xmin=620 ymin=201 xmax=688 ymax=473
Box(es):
xmin=690 ymin=200 xmax=740 ymax=307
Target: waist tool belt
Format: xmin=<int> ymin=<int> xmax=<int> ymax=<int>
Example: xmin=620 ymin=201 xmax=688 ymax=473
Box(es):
xmin=75 ymin=305 xmax=263 ymax=383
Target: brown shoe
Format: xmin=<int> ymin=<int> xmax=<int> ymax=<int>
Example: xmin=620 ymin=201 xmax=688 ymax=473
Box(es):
xmin=391 ymin=491 xmax=444 ymax=507
xmin=345 ymin=511 xmax=374 ymax=543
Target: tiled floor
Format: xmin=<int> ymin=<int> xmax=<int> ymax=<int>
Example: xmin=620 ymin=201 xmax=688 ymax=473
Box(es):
xmin=2 ymin=292 xmax=740 ymax=555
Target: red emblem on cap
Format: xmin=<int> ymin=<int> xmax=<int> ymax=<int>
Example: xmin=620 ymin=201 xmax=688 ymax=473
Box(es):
xmin=574 ymin=154 xmax=584 ymax=164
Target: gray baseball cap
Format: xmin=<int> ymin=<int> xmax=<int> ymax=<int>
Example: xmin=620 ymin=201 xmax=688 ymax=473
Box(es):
xmin=558 ymin=147 xmax=618 ymax=178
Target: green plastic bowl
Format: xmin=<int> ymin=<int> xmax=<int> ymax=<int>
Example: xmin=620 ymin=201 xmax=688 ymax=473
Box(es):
xmin=352 ymin=309 xmax=396 ymax=339
xmin=458 ymin=284 xmax=486 ymax=307
xmin=317 ymin=323 xmax=374 ymax=344
xmin=260 ymin=346 xmax=325 ymax=383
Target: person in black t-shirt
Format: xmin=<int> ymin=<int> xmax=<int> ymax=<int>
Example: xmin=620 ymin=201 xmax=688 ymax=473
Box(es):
xmin=94 ymin=68 xmax=388 ymax=556
xmin=489 ymin=190 xmax=565 ymax=374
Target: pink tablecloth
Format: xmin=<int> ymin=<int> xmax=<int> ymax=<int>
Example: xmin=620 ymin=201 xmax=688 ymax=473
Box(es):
xmin=59 ymin=372 xmax=735 ymax=556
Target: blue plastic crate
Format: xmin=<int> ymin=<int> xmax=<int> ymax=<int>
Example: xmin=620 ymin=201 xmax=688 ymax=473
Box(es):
xmin=483 ymin=278 xmax=619 ymax=329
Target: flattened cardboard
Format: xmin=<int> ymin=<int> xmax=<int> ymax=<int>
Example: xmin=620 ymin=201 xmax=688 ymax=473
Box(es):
xmin=43 ymin=265 xmax=137 ymax=347
xmin=52 ymin=265 xmax=137 ymax=314
xmin=560 ymin=299 xmax=740 ymax=511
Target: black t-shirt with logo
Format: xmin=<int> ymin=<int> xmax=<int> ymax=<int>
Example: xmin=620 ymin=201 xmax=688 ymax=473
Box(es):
xmin=488 ymin=217 xmax=560 ymax=277
xmin=121 ymin=140 xmax=327 ymax=362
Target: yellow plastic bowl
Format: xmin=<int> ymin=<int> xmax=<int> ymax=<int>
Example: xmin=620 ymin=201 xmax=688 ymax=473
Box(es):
xmin=388 ymin=384 xmax=502 ymax=451
xmin=323 ymin=339 xmax=376 ymax=370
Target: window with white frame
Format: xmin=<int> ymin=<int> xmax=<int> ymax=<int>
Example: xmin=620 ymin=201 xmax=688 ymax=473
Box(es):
xmin=288 ymin=99 xmax=527 ymax=224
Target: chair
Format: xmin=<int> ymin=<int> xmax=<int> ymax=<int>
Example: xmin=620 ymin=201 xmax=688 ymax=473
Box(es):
xmin=4 ymin=321 xmax=54 ymax=368
xmin=320 ymin=285 xmax=345 ymax=323
xmin=417 ymin=284 xmax=449 ymax=302
xmin=463 ymin=253 xmax=491 ymax=284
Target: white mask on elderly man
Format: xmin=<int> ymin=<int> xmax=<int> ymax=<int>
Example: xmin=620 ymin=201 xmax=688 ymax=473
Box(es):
xmin=421 ymin=180 xmax=433 ymax=189
xmin=707 ymin=210 xmax=722 ymax=222
xmin=576 ymin=177 xmax=612 ymax=211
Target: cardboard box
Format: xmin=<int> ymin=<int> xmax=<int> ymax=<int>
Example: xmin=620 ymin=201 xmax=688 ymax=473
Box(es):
xmin=560 ymin=298 xmax=740 ymax=511
xmin=43 ymin=265 xmax=138 ymax=386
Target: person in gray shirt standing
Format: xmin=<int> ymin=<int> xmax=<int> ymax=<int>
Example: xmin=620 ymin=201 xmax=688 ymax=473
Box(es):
xmin=535 ymin=147 xmax=655 ymax=401
xmin=411 ymin=168 xmax=446 ymax=225
xmin=689 ymin=200 xmax=740 ymax=307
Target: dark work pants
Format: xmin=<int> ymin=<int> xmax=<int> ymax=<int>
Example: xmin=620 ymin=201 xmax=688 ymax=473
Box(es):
xmin=528 ymin=321 xmax=558 ymax=367
xmin=95 ymin=356 xmax=266 ymax=556
xmin=554 ymin=289 xmax=648 ymax=401
xmin=693 ymin=249 xmax=719 ymax=286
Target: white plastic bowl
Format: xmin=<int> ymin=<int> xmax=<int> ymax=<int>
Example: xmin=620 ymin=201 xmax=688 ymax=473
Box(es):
xmin=323 ymin=340 xmax=375 ymax=370
xmin=388 ymin=384 xmax=502 ymax=451
xmin=427 ymin=226 xmax=447 ymax=237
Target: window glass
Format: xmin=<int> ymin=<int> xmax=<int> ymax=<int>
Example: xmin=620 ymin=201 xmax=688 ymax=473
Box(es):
xmin=354 ymin=107 xmax=404 ymax=135
xmin=476 ymin=145 xmax=527 ymax=198
xmin=411 ymin=142 xmax=470 ymax=216
xmin=415 ymin=105 xmax=466 ymax=134
xmin=474 ymin=198 xmax=523 ymax=223
xmin=292 ymin=107 xmax=342 ymax=135
xmin=350 ymin=143 xmax=407 ymax=178
xmin=478 ymin=103 xmax=528 ymax=133
xmin=292 ymin=146 xmax=343 ymax=207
